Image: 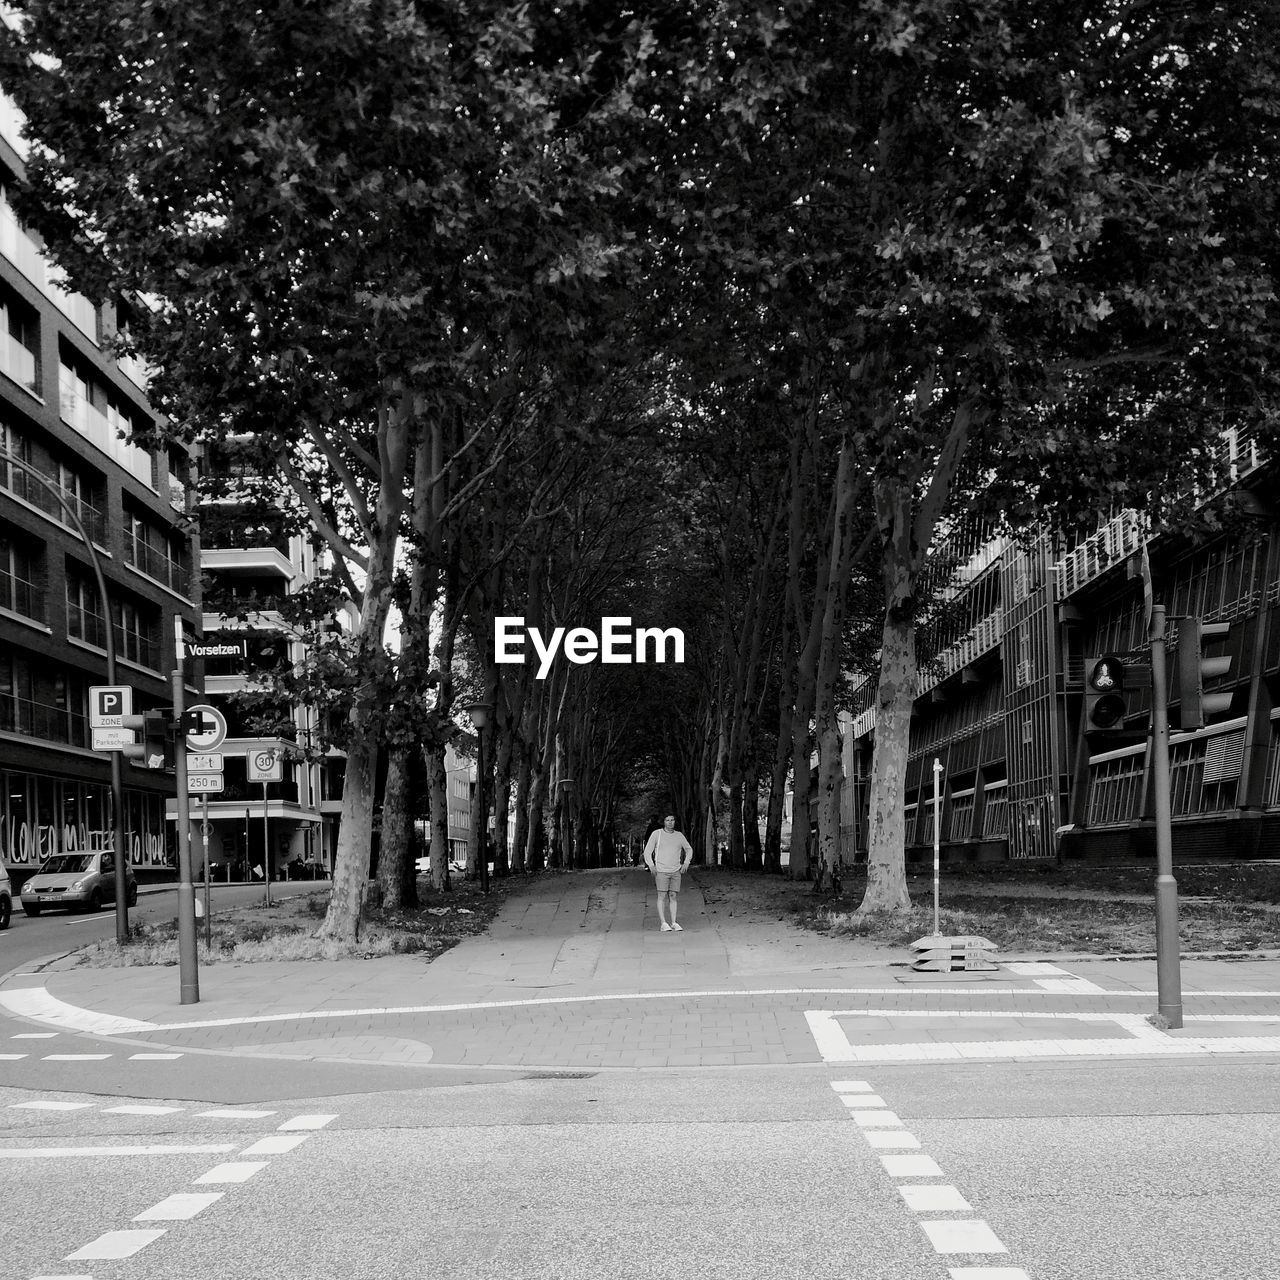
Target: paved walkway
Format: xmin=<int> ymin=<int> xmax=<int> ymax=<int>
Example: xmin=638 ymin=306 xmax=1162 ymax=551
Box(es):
xmin=3 ymin=868 xmax=1280 ymax=1071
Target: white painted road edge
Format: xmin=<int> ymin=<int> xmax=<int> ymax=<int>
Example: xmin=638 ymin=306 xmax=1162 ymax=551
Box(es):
xmin=6 ymin=980 xmax=1280 ymax=1037
xmin=806 ymin=1009 xmax=1280 ymax=1063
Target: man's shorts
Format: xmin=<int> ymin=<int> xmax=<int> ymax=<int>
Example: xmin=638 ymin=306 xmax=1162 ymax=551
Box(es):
xmin=654 ymin=870 xmax=682 ymax=893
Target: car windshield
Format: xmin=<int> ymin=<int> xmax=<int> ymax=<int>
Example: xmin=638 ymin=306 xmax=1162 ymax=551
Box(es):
xmin=37 ymin=854 xmax=96 ymax=875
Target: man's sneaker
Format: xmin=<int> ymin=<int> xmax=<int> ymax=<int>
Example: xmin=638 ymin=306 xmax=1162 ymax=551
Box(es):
xmin=671 ymin=923 xmax=683 ymax=931
xmin=660 ymin=923 xmax=672 ymax=932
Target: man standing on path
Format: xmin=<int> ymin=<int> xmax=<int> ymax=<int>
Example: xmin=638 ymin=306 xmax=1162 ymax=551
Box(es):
xmin=643 ymin=814 xmax=693 ymax=932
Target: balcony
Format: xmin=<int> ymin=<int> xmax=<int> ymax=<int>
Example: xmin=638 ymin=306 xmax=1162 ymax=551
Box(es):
xmin=0 ymin=571 xmax=45 ymax=623
xmin=127 ymin=536 xmax=191 ymax=597
xmin=1054 ymin=510 xmax=1144 ymax=599
xmin=0 ymin=467 xmax=107 ymax=544
xmin=202 ymin=545 xmax=294 ymax=580
xmin=1 ymin=330 xmax=38 ymax=395
xmin=0 ymin=695 xmax=88 ymax=747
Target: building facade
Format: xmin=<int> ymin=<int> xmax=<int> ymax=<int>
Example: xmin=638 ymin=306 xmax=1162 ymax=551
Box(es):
xmin=844 ymin=430 xmax=1280 ymax=865
xmin=1 ymin=87 xmax=197 ymax=883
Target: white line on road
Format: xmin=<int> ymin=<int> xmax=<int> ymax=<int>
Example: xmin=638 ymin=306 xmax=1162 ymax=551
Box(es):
xmin=921 ymin=1221 xmax=1009 ymax=1254
xmin=42 ymin=1054 xmax=111 ymax=1061
xmin=10 ymin=1101 xmax=94 ymax=1111
xmin=11 ymin=1032 xmax=58 ymax=1038
xmin=851 ymin=1110 xmax=904 ymax=1128
xmin=0 ymin=1053 xmax=27 ymax=1060
xmin=129 ymin=1052 xmax=183 ymax=1060
xmin=0 ymin=1145 xmax=235 ymax=1158
xmin=881 ymin=1154 xmax=944 ymax=1178
xmin=899 ymin=1185 xmax=973 ymax=1212
xmin=240 ymin=1135 xmax=309 ymax=1156
xmin=195 ymin=1109 xmax=277 ymax=1119
xmin=948 ymin=1270 xmax=1031 ymax=1279
xmin=277 ymin=1113 xmax=336 ymax=1130
xmin=0 ymin=987 xmax=156 ymax=1034
xmin=134 ymin=1192 xmax=224 ymax=1221
xmin=65 ymin=1229 xmax=167 ymax=1260
xmin=193 ymin=1161 xmax=268 ymax=1183
xmin=103 ymin=1105 xmax=184 ymax=1115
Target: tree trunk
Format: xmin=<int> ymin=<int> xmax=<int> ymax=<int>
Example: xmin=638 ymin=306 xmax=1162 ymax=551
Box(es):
xmin=376 ymin=747 xmax=411 ymax=910
xmin=426 ymin=740 xmax=451 ymax=892
xmin=742 ymin=763 xmax=763 ymax=871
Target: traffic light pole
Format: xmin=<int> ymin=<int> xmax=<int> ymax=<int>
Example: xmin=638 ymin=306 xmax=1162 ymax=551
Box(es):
xmin=1148 ymin=604 xmax=1183 ymax=1028
xmin=171 ymin=661 xmax=200 ymax=1004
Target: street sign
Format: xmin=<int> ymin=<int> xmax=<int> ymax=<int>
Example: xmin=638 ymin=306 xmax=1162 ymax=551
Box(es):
xmin=247 ymin=747 xmax=282 ymax=783
xmin=183 ymin=703 xmax=227 ymax=752
xmin=187 ymin=753 xmax=224 ymax=773
xmin=91 ymin=727 xmax=136 ymax=751
xmin=89 ymin=685 xmax=132 ymax=728
xmin=187 ymin=772 xmax=224 ymax=794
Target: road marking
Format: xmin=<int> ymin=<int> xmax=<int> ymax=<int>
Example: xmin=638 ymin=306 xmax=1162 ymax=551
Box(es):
xmin=29 ymin=1274 xmax=94 ymax=1279
xmin=850 ymin=1110 xmax=904 ymax=1128
xmin=65 ymin=1229 xmax=166 ymax=1259
xmin=195 ymin=1109 xmax=277 ymax=1119
xmin=10 ymin=1101 xmax=94 ymax=1111
xmin=43 ymin=1054 xmax=111 ymax=1061
xmin=806 ymin=1009 xmax=1280 ymax=1063
xmin=134 ymin=1192 xmax=224 ymax=1221
xmin=829 ymin=1080 xmax=874 ymax=1092
xmin=194 ymin=1161 xmax=268 ymax=1183
xmin=277 ymin=1113 xmax=336 ymax=1130
xmin=130 ymin=1053 xmax=183 ymax=1060
xmin=862 ymin=1130 xmax=921 ymax=1149
xmin=240 ymin=1135 xmax=309 ymax=1156
xmin=103 ymin=1105 xmax=184 ymax=1115
xmin=0 ymin=1145 xmax=235 ymax=1158
xmin=838 ymin=1094 xmax=887 ymax=1108
xmin=881 ymin=1154 xmax=944 ymax=1177
xmin=900 ymin=1185 xmax=972 ymax=1212
xmin=12 ymin=1032 xmax=59 ymax=1038
xmin=921 ymin=1220 xmax=1009 ymax=1254
xmin=0 ymin=987 xmax=156 ymax=1034
xmin=949 ymin=1270 xmax=1031 ymax=1279
xmin=0 ymin=1053 xmax=27 ymax=1060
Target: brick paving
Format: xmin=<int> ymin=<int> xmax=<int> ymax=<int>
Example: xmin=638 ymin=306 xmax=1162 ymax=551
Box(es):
xmin=4 ymin=867 xmax=1280 ymax=1070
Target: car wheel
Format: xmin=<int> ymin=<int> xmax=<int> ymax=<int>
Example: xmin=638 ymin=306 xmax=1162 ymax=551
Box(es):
xmin=88 ymin=889 xmax=104 ymax=912
xmin=127 ymin=883 xmax=138 ymax=907
xmin=0 ymin=895 xmax=10 ymax=930
xmin=23 ymin=904 xmax=41 ymax=917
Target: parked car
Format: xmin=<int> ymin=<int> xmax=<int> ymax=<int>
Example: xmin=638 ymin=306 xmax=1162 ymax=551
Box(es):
xmin=0 ymin=865 xmax=11 ymax=929
xmin=20 ymin=851 xmax=137 ymax=917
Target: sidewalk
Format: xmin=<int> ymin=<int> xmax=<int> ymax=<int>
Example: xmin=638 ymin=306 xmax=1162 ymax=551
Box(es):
xmin=4 ymin=868 xmax=1280 ymax=1071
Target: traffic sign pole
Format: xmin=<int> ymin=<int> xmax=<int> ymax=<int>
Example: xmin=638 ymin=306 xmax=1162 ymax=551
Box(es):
xmin=263 ymin=782 xmax=271 ymax=906
xmin=203 ymin=795 xmax=212 ymax=951
xmin=172 ymin=652 xmax=199 ymax=1005
xmin=1149 ymin=604 xmax=1182 ymax=1028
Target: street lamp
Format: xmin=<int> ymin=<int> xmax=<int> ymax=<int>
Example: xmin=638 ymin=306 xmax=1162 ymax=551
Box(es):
xmin=1 ymin=449 xmax=130 ymax=943
xmin=465 ymin=700 xmax=494 ymax=894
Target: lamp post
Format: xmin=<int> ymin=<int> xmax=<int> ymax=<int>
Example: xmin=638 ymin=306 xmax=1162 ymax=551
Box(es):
xmin=1 ymin=449 xmax=129 ymax=943
xmin=465 ymin=700 xmax=493 ymax=894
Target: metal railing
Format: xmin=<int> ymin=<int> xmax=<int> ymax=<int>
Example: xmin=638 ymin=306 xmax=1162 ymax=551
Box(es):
xmin=1 ymin=466 xmax=107 ymax=543
xmin=127 ymin=535 xmax=190 ymax=596
xmin=0 ymin=695 xmax=88 ymax=746
xmin=0 ymin=571 xmax=45 ymax=622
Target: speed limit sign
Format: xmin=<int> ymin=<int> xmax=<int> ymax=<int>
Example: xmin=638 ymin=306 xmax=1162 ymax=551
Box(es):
xmin=247 ymin=747 xmax=282 ymax=783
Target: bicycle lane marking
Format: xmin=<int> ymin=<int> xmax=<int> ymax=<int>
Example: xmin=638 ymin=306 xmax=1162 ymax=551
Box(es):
xmin=830 ymin=1079 xmax=1030 ymax=1280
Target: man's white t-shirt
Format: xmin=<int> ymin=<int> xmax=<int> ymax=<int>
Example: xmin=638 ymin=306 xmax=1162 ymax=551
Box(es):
xmin=644 ymin=828 xmax=692 ymax=873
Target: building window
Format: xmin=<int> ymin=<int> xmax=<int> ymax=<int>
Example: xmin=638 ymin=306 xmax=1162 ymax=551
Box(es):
xmin=981 ymin=781 xmax=1009 ymax=838
xmin=65 ymin=569 xmax=108 ymax=650
xmin=947 ymin=789 xmax=977 ymax=841
xmin=115 ymin=599 xmax=159 ymax=669
xmin=126 ymin=510 xmax=189 ymax=597
xmin=0 ymin=528 xmax=44 ymax=622
xmin=58 ymin=357 xmax=154 ymax=486
xmin=0 ymin=289 xmax=39 ymax=393
xmin=0 ymin=420 xmax=108 ymax=544
xmin=1086 ymin=750 xmax=1145 ymax=827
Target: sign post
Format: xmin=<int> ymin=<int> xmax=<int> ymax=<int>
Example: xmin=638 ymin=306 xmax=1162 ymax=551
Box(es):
xmin=202 ymin=796 xmax=212 ymax=950
xmin=248 ymin=747 xmax=282 ymax=904
xmin=172 ymin=624 xmax=199 ymax=1005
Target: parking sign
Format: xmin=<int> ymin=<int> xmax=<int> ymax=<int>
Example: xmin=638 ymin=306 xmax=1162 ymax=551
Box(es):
xmin=89 ymin=685 xmax=132 ymax=727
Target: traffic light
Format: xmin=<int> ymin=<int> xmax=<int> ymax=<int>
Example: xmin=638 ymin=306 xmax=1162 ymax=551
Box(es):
xmin=120 ymin=709 xmax=176 ymax=769
xmin=1173 ymin=618 xmax=1233 ymax=730
xmin=1084 ymin=655 xmax=1129 ymax=733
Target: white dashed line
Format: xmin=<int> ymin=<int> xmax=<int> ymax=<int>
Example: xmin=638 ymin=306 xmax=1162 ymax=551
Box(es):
xmin=862 ymin=1130 xmax=922 ymax=1149
xmin=130 ymin=1053 xmax=183 ymax=1060
xmin=277 ymin=1113 xmax=336 ymax=1130
xmin=193 ymin=1161 xmax=269 ymax=1184
xmin=881 ymin=1154 xmax=944 ymax=1178
xmin=838 ymin=1094 xmax=886 ymax=1108
xmin=899 ymin=1185 xmax=972 ymax=1212
xmin=948 ymin=1269 xmax=1031 ymax=1279
xmin=12 ymin=1032 xmax=59 ymax=1038
xmin=134 ymin=1192 xmax=224 ymax=1221
xmin=10 ymin=1101 xmax=94 ymax=1111
xmin=65 ymin=1228 xmax=167 ymax=1260
xmin=240 ymin=1135 xmax=309 ymax=1156
xmin=0 ymin=1053 xmax=27 ymax=1060
xmin=103 ymin=1105 xmax=184 ymax=1115
xmin=921 ymin=1220 xmax=1009 ymax=1254
xmin=43 ymin=1054 xmax=112 ymax=1061
xmin=850 ymin=1110 xmax=904 ymax=1128
xmin=195 ymin=1109 xmax=277 ymax=1119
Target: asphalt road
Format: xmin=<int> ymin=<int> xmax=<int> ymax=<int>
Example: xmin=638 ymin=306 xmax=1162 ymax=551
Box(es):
xmin=2 ymin=1055 xmax=1278 ymax=1279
